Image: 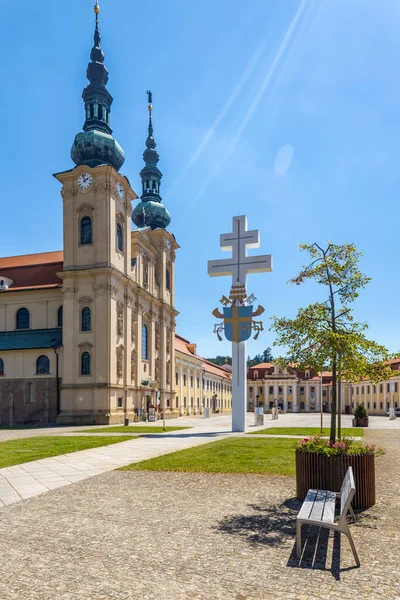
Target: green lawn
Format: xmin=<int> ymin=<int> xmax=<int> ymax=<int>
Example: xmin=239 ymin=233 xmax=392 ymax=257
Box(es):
xmin=0 ymin=436 xmax=136 ymax=468
xmin=121 ymin=437 xmax=296 ymax=476
xmin=248 ymin=427 xmax=363 ymax=437
xmin=82 ymin=426 xmax=191 ymax=434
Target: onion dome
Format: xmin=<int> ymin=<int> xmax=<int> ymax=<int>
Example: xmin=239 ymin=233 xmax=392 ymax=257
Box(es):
xmin=132 ymin=92 xmax=171 ymax=230
xmin=70 ymin=1 xmax=125 ymax=171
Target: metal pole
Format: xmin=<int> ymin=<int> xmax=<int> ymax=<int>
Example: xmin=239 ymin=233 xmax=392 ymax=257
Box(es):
xmin=163 ymin=392 xmax=166 ymax=431
xmin=320 ymin=372 xmax=323 ymax=434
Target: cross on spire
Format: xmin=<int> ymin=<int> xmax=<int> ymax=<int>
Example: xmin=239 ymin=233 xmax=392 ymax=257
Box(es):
xmin=208 ymin=216 xmax=272 ymax=287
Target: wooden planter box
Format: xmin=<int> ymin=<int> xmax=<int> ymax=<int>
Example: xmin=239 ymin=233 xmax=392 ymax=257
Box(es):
xmin=296 ymin=450 xmax=375 ymax=509
xmin=353 ymin=417 xmax=369 ymax=427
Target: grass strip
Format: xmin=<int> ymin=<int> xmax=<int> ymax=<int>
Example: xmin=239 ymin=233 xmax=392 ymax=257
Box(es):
xmin=0 ymin=436 xmax=136 ymax=469
xmin=82 ymin=426 xmax=191 ymax=434
xmin=248 ymin=427 xmax=363 ymax=437
xmin=121 ymin=437 xmax=296 ymax=476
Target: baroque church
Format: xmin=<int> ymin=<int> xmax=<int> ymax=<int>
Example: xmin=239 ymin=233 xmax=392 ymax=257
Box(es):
xmin=0 ymin=4 xmax=220 ymax=426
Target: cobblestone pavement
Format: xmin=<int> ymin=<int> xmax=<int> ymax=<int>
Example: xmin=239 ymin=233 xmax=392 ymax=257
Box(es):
xmin=0 ymin=412 xmax=399 ymax=443
xmin=0 ymin=430 xmax=399 ymax=600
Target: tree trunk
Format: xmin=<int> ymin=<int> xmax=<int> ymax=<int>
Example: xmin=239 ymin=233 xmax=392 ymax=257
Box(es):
xmin=330 ymin=357 xmax=337 ymax=444
xmin=338 ymin=375 xmax=341 ymax=439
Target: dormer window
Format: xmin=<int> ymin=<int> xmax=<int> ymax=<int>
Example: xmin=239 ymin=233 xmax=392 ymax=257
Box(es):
xmin=0 ymin=276 xmax=14 ymax=291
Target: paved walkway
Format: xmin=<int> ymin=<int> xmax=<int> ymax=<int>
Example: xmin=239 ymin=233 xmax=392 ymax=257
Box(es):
xmin=0 ymin=429 xmax=229 ymax=507
xmin=0 ymin=412 xmax=398 ymax=507
xmin=0 ymin=429 xmax=398 ymax=599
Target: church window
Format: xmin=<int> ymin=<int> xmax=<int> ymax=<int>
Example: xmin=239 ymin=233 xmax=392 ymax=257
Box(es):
xmin=36 ymin=355 xmax=50 ymax=374
xmin=97 ymin=104 xmax=103 ymax=119
xmin=81 ymin=307 xmax=91 ymax=332
xmin=16 ymin=307 xmax=30 ymax=330
xmin=90 ymin=103 xmax=94 ymax=119
xmin=57 ymin=306 xmax=63 ymax=327
xmin=166 ymin=269 xmax=170 ymax=291
xmin=0 ymin=358 xmax=4 ymax=376
xmin=80 ymin=217 xmax=92 ymax=245
xmin=81 ymin=352 xmax=91 ymax=376
xmin=116 ymin=223 xmax=123 ymax=252
xmin=142 ymin=324 xmax=148 ymax=360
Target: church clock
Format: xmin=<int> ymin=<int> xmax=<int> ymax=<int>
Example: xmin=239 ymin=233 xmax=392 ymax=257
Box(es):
xmin=78 ymin=173 xmax=93 ymax=190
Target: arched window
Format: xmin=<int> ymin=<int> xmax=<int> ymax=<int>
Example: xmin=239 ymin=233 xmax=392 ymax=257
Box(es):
xmin=90 ymin=103 xmax=94 ymax=119
xmin=0 ymin=358 xmax=4 ymax=376
xmin=16 ymin=307 xmax=30 ymax=330
xmin=142 ymin=324 xmax=148 ymax=360
xmin=36 ymin=355 xmax=50 ymax=374
xmin=80 ymin=216 xmax=92 ymax=245
xmin=97 ymin=104 xmax=103 ymax=119
xmin=81 ymin=307 xmax=91 ymax=332
xmin=81 ymin=352 xmax=91 ymax=376
xmin=166 ymin=269 xmax=170 ymax=291
xmin=116 ymin=223 xmax=123 ymax=252
xmin=57 ymin=306 xmax=63 ymax=328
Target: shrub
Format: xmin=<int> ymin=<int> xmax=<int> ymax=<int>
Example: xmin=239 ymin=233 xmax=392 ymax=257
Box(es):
xmin=354 ymin=404 xmax=368 ymax=418
xmin=296 ymin=436 xmax=383 ymax=457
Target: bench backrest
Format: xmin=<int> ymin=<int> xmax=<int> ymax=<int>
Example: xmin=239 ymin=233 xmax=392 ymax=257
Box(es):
xmin=340 ymin=466 xmax=356 ymax=517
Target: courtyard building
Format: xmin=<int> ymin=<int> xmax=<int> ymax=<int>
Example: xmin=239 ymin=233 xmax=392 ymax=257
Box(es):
xmin=248 ymin=360 xmax=400 ymax=416
xmin=175 ymin=334 xmax=232 ymax=417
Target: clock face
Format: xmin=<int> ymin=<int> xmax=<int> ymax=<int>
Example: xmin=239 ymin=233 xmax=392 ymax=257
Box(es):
xmin=116 ymin=182 xmax=125 ymax=200
xmin=78 ymin=173 xmax=93 ymax=190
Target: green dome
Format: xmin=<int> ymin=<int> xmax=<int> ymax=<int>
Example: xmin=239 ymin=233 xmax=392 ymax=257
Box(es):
xmin=132 ymin=200 xmax=171 ymax=230
xmin=71 ymin=10 xmax=125 ymax=172
xmin=71 ymin=129 xmax=125 ymax=171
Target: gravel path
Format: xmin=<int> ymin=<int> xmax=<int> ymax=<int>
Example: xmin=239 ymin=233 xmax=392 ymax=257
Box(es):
xmin=0 ymin=430 xmax=398 ymax=599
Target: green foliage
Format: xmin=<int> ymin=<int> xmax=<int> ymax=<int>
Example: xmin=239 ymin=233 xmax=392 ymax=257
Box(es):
xmin=206 ymin=355 xmax=232 ymax=366
xmin=208 ymin=348 xmax=274 ymax=368
xmin=121 ymin=437 xmax=296 ymax=476
xmin=247 ymin=347 xmax=274 ymax=367
xmin=354 ymin=404 xmax=368 ymax=418
xmin=271 ymin=242 xmax=394 ymax=444
xmin=296 ymin=436 xmax=382 ymax=456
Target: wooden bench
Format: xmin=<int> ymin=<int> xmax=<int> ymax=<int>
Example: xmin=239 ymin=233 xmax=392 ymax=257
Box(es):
xmin=296 ymin=466 xmax=360 ymax=566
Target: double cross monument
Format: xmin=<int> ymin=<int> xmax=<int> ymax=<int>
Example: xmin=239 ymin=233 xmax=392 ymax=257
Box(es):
xmin=208 ymin=216 xmax=273 ymax=432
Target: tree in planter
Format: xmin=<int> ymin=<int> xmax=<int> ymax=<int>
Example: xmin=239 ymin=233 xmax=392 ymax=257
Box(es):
xmin=272 ymin=242 xmax=394 ymax=444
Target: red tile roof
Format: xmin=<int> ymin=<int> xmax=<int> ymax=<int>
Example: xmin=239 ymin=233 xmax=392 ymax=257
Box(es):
xmin=0 ymin=251 xmax=63 ymax=292
xmin=175 ymin=334 xmax=231 ymax=380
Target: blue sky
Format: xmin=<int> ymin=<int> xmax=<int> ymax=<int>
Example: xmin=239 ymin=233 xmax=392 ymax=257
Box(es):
xmin=1 ymin=0 xmax=399 ymax=359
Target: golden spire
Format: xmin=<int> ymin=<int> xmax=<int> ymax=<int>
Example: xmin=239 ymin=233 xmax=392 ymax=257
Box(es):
xmin=94 ymin=0 xmax=100 ymax=23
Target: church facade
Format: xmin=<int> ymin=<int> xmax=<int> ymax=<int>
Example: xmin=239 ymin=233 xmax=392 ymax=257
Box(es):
xmin=0 ymin=5 xmax=232 ymax=427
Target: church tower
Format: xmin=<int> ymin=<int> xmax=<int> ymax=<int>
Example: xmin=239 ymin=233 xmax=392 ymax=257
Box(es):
xmin=54 ymin=2 xmax=178 ymax=424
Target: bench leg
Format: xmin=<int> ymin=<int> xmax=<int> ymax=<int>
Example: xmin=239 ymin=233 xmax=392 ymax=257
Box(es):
xmin=348 ymin=505 xmax=356 ymax=522
xmin=344 ymin=528 xmax=360 ymax=567
xmin=296 ymin=521 xmax=302 ymax=559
